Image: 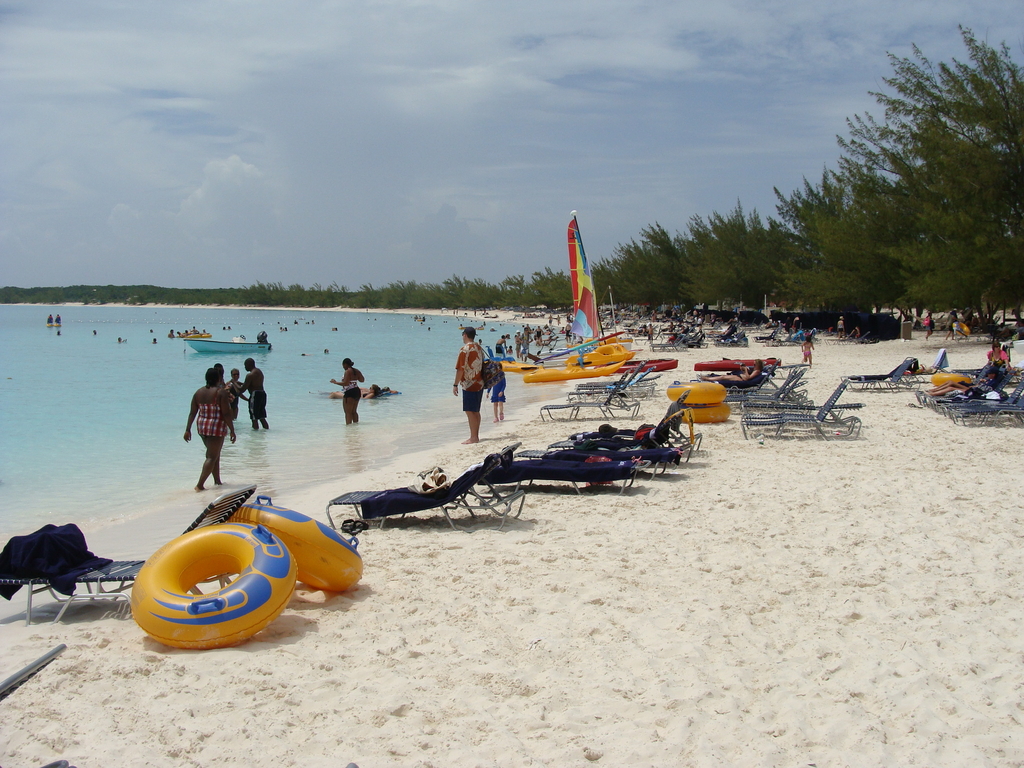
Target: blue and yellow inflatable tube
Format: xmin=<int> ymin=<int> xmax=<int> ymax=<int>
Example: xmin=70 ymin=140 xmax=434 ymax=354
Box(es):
xmin=230 ymin=497 xmax=362 ymax=592
xmin=131 ymin=523 xmax=297 ymax=650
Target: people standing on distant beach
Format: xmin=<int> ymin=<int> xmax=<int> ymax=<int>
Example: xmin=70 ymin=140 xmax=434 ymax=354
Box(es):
xmin=243 ymin=358 xmax=269 ymax=430
xmin=801 ymin=335 xmax=814 ymax=368
xmin=454 ymin=327 xmax=484 ymax=444
xmin=329 ymin=358 xmax=364 ymax=425
xmin=184 ymin=367 xmax=236 ymax=491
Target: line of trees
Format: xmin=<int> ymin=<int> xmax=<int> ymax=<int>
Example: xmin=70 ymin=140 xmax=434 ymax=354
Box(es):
xmin=595 ymin=28 xmax=1024 ymax=324
xmin=4 ymin=30 xmax=1020 ymax=319
xmin=0 ymin=271 xmax=573 ymax=310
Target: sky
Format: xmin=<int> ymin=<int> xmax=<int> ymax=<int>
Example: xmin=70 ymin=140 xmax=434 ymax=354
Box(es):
xmin=1 ymin=1 xmax=1020 ymax=290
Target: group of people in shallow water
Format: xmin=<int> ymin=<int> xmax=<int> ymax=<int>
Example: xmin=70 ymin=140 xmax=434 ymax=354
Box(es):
xmin=327 ymin=358 xmax=394 ymax=424
xmin=183 ymin=358 xmax=268 ymax=491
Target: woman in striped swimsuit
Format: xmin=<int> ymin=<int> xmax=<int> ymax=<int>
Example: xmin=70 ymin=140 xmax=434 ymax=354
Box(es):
xmin=184 ymin=367 xmax=236 ymax=491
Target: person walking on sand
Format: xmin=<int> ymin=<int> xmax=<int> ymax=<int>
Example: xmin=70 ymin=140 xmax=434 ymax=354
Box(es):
xmin=184 ymin=367 xmax=236 ymax=491
xmin=330 ymin=358 xmax=365 ymax=425
xmin=801 ymin=335 xmax=814 ymax=368
xmin=242 ymin=358 xmax=269 ymax=430
xmin=944 ymin=309 xmax=960 ymax=341
xmin=453 ymin=327 xmax=484 ymax=444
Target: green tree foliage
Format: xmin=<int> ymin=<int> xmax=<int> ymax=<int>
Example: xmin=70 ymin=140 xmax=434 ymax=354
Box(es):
xmin=775 ymin=171 xmax=911 ymax=310
xmin=1 ymin=271 xmax=574 ymax=310
xmin=594 ymin=224 xmax=693 ymax=307
xmin=684 ymin=204 xmax=787 ymax=308
xmin=838 ymin=27 xmax=1024 ymax=313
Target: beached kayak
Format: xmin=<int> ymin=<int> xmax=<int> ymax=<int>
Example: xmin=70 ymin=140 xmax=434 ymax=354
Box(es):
xmin=522 ymin=361 xmax=625 ymax=383
xmin=619 ymin=358 xmax=679 ymax=373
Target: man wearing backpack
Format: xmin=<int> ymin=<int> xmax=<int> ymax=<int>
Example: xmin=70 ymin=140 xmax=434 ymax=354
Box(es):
xmin=454 ymin=327 xmax=485 ymax=444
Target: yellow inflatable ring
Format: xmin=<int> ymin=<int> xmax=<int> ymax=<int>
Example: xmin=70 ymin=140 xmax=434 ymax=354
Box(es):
xmin=231 ymin=497 xmax=363 ymax=592
xmin=688 ymin=403 xmax=731 ymax=423
xmin=131 ymin=523 xmax=297 ymax=650
xmin=666 ymin=381 xmax=727 ymax=404
xmin=930 ymin=372 xmax=971 ymax=387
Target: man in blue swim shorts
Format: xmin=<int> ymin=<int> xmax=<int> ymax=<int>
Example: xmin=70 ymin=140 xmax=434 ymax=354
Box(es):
xmin=453 ymin=328 xmax=484 ymax=444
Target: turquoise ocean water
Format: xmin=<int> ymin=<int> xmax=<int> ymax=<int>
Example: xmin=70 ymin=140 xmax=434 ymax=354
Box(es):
xmin=0 ymin=305 xmax=551 ymax=541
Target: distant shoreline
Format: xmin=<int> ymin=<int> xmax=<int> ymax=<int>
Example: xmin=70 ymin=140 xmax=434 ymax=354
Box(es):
xmin=7 ymin=302 xmax=532 ymax=323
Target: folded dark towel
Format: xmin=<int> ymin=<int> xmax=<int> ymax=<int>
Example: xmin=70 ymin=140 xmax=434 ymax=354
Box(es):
xmin=0 ymin=524 xmax=113 ymax=599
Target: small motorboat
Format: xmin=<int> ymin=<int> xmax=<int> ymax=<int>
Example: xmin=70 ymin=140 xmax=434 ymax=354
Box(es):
xmin=185 ymin=337 xmax=272 ymax=354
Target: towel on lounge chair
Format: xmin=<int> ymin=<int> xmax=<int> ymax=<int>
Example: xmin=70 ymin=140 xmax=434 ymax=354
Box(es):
xmin=0 ymin=524 xmax=112 ymax=600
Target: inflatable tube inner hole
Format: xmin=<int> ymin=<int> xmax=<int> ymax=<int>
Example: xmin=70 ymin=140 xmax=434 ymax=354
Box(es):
xmin=187 ymin=572 xmax=240 ymax=595
xmin=178 ymin=553 xmax=244 ymax=594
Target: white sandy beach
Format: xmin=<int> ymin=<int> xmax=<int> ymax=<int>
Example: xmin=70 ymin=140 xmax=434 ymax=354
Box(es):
xmin=3 ymin=329 xmax=1023 ymax=767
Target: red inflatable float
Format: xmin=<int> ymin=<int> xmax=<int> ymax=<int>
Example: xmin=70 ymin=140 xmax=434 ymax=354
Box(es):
xmin=693 ymin=358 xmax=781 ymax=372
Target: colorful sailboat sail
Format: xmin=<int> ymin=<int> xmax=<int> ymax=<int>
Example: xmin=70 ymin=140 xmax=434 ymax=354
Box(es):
xmin=567 ymin=213 xmax=601 ymax=339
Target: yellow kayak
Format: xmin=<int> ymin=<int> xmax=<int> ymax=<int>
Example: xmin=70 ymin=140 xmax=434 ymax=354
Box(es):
xmin=523 ymin=361 xmax=625 ymax=383
xmin=501 ymin=361 xmax=540 ymax=374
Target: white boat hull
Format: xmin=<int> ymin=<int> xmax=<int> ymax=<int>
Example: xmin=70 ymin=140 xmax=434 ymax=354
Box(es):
xmin=185 ymin=339 xmax=272 ymax=354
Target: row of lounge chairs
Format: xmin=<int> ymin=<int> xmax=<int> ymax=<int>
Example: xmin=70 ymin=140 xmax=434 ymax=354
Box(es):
xmin=651 ymin=330 xmax=706 ymax=351
xmin=844 ymin=357 xmax=923 ymax=391
xmin=915 ymin=372 xmax=1024 ymax=426
xmin=540 ymin=368 xmax=664 ymax=421
xmin=740 ymin=379 xmax=864 ymax=440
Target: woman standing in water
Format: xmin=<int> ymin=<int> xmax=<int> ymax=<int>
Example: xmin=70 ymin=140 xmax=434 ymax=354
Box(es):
xmin=184 ymin=367 xmax=236 ymax=491
xmin=330 ymin=358 xmax=365 ymax=424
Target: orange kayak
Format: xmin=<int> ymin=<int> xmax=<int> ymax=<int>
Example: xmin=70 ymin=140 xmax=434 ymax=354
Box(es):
xmin=522 ymin=361 xmax=625 ymax=383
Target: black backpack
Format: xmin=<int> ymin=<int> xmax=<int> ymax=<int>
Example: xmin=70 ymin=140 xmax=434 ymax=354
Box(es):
xmin=482 ymin=359 xmax=504 ymax=390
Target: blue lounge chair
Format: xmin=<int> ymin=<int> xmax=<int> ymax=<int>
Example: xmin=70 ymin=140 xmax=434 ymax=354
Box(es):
xmin=521 ymin=446 xmax=684 ymax=476
xmin=845 ymin=357 xmax=921 ymax=391
xmin=731 ymin=367 xmax=810 ymax=408
xmin=0 ymin=485 xmax=257 ymax=625
xmin=485 ymin=447 xmax=646 ymax=494
xmin=740 ymin=379 xmax=863 ymax=440
xmin=325 ymin=454 xmax=526 ymax=531
xmin=939 ymin=377 xmax=1024 ymax=425
xmin=540 ymin=388 xmax=642 ymax=422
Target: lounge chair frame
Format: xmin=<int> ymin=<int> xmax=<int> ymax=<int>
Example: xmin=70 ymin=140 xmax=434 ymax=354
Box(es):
xmin=325 ymin=454 xmax=526 ymax=531
xmin=845 ymin=357 xmax=922 ymax=391
xmin=540 ymin=390 xmax=642 ymax=422
xmin=0 ymin=485 xmax=258 ymax=625
xmin=486 ymin=446 xmax=647 ymax=494
xmin=740 ymin=380 xmax=863 ymax=440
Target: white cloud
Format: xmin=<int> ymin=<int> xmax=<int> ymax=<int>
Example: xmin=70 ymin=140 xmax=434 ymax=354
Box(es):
xmin=1 ymin=0 xmax=1021 ymax=287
